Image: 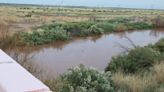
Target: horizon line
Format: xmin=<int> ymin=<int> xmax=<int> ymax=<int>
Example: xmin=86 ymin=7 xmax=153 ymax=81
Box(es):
xmin=0 ymin=2 xmax=164 ymax=10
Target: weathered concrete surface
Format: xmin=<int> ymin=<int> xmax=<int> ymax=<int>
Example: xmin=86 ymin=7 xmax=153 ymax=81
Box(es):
xmin=0 ymin=50 xmax=51 ymax=92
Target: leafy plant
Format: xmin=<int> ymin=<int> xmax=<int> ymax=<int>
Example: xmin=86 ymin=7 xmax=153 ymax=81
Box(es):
xmin=154 ymin=38 xmax=164 ymax=52
xmin=59 ymin=65 xmax=114 ymax=92
xmin=88 ymin=25 xmax=104 ymax=35
xmin=126 ymin=22 xmax=153 ymax=30
xmin=97 ymin=22 xmax=115 ymax=32
xmin=106 ymin=47 xmax=161 ymax=73
xmin=20 ymin=27 xmax=70 ymax=45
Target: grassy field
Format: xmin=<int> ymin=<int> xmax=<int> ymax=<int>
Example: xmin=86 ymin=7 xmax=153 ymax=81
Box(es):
xmin=1 ymin=4 xmax=164 ymax=46
xmin=0 ymin=3 xmax=164 ymax=32
xmin=0 ymin=4 xmax=164 ymax=47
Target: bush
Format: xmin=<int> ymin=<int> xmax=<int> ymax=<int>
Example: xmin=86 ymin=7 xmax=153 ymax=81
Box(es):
xmin=21 ymin=27 xmax=70 ymax=45
xmin=88 ymin=25 xmax=104 ymax=35
xmin=154 ymin=39 xmax=164 ymax=53
xmin=97 ymin=21 xmax=152 ymax=32
xmin=96 ymin=22 xmax=115 ymax=32
xmin=59 ymin=65 xmax=114 ymax=92
xmin=106 ymin=47 xmax=161 ymax=73
xmin=105 ymin=55 xmax=130 ymax=73
xmin=42 ymin=21 xmax=95 ymax=36
xmin=114 ymin=23 xmax=127 ymax=31
xmin=79 ymin=29 xmax=91 ymax=36
xmin=127 ymin=47 xmax=160 ymax=71
xmin=126 ymin=22 xmax=153 ymax=30
xmin=25 ymin=19 xmax=155 ymax=46
xmin=108 ymin=18 xmax=130 ymax=24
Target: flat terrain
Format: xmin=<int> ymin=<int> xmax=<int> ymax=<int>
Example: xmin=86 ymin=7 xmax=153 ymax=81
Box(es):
xmin=0 ymin=4 xmax=164 ymax=92
xmin=0 ymin=4 xmax=164 ymax=32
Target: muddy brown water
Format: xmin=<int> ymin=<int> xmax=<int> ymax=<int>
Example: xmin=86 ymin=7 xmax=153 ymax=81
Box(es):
xmin=9 ymin=29 xmax=164 ymax=77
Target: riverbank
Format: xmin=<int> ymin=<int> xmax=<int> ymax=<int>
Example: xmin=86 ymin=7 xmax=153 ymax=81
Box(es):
xmin=2 ymin=29 xmax=163 ymax=92
xmin=19 ymin=18 xmax=156 ymax=45
xmin=1 ymin=17 xmax=164 ymax=49
xmin=106 ymin=38 xmax=164 ymax=92
xmin=6 ymin=30 xmax=163 ymax=92
xmin=5 ymin=30 xmax=164 ymax=77
xmin=41 ymin=38 xmax=164 ymax=92
xmin=1 ymin=5 xmax=164 ymax=92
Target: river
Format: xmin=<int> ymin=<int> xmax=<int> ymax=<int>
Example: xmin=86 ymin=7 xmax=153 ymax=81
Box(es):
xmin=8 ymin=29 xmax=164 ymax=77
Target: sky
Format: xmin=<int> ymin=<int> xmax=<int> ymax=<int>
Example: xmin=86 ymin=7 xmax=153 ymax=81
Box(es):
xmin=0 ymin=0 xmax=164 ymax=9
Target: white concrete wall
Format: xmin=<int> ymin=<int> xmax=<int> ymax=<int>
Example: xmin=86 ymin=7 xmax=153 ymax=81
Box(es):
xmin=0 ymin=50 xmax=51 ymax=92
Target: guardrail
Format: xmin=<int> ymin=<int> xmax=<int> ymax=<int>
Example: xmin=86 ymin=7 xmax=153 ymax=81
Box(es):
xmin=0 ymin=49 xmax=51 ymax=92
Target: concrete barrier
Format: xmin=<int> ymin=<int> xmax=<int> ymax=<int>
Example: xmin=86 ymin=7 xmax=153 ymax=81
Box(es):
xmin=0 ymin=50 xmax=51 ymax=92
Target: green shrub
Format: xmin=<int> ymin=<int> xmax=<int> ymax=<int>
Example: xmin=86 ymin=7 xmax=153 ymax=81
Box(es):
xmin=26 ymin=20 xmax=155 ymax=45
xmin=62 ymin=22 xmax=94 ymax=31
xmin=43 ymin=21 xmax=95 ymax=36
xmin=96 ymin=22 xmax=115 ymax=32
xmin=79 ymin=29 xmax=91 ymax=36
xmin=108 ymin=18 xmax=130 ymax=23
xmin=21 ymin=27 xmax=70 ymax=45
xmin=59 ymin=65 xmax=114 ymax=92
xmin=114 ymin=23 xmax=127 ymax=31
xmin=127 ymin=47 xmax=160 ymax=70
xmin=105 ymin=55 xmax=130 ymax=73
xmin=97 ymin=21 xmax=152 ymax=32
xmin=126 ymin=22 xmax=153 ymax=30
xmin=154 ymin=38 xmax=164 ymax=52
xmin=106 ymin=47 xmax=161 ymax=73
xmin=88 ymin=25 xmax=104 ymax=35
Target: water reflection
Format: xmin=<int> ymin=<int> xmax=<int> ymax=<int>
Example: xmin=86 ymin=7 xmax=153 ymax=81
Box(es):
xmin=149 ymin=29 xmax=164 ymax=37
xmin=6 ymin=50 xmax=56 ymax=79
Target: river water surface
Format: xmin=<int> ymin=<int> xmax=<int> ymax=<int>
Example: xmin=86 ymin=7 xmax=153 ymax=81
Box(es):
xmin=13 ymin=29 xmax=164 ymax=77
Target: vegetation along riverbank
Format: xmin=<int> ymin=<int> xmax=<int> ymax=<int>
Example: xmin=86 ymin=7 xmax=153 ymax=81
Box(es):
xmin=1 ymin=5 xmax=164 ymax=47
xmin=20 ymin=38 xmax=164 ymax=92
xmin=1 ymin=4 xmax=164 ymax=92
xmin=19 ymin=16 xmax=164 ymax=45
xmin=50 ymin=38 xmax=164 ymax=92
xmin=1 ymin=16 xmax=164 ymax=48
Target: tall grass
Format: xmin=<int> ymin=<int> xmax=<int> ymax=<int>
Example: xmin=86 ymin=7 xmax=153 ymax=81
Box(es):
xmin=107 ymin=39 xmax=164 ymax=92
xmin=0 ymin=21 xmax=25 ymax=50
xmin=112 ymin=62 xmax=164 ymax=92
xmin=44 ymin=79 xmax=61 ymax=92
xmin=154 ymin=62 xmax=164 ymax=84
xmin=152 ymin=16 xmax=164 ymax=27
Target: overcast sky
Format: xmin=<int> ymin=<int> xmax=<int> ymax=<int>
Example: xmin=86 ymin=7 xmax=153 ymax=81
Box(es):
xmin=0 ymin=0 xmax=164 ymax=9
